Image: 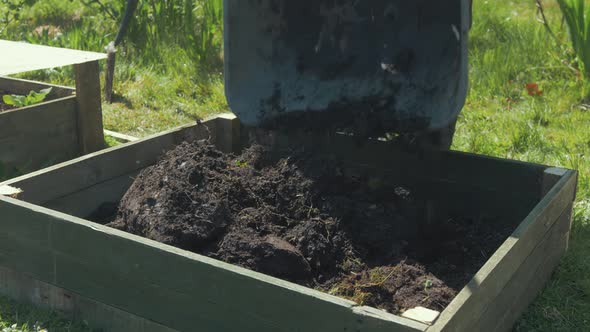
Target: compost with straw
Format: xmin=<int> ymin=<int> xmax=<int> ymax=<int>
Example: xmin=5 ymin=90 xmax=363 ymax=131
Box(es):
xmin=103 ymin=140 xmax=514 ymax=314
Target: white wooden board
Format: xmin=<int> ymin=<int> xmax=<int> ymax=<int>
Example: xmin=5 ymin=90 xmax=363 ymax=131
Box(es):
xmin=0 ymin=39 xmax=107 ymax=76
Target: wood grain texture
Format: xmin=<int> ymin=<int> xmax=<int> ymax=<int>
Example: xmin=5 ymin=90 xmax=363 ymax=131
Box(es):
xmin=104 ymin=129 xmax=139 ymax=142
xmin=0 ymin=39 xmax=106 ymax=76
xmin=214 ymin=113 xmax=241 ymax=153
xmin=0 ymin=232 xmax=54 ymax=281
xmin=0 ymin=96 xmax=79 ymax=172
xmin=0 ymin=195 xmax=428 ymax=332
xmin=472 ymin=205 xmax=572 ymax=332
xmin=0 ymin=266 xmax=178 ymax=332
xmin=74 ymin=61 xmax=105 ymax=154
xmin=44 ymin=171 xmax=139 ymax=218
xmin=429 ymin=170 xmax=577 ymax=332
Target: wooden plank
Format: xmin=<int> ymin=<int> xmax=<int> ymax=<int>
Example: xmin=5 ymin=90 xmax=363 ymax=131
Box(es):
xmin=44 ymin=171 xmax=139 ymax=218
xmin=0 ymin=198 xmax=55 ymax=246
xmin=0 ymin=232 xmax=54 ymax=282
xmin=0 ymin=267 xmax=178 ymax=332
xmin=104 ymin=129 xmax=139 ymax=142
xmin=0 ymin=96 xmax=79 ymax=172
xmin=542 ymin=168 xmax=575 ymax=250
xmin=1 ymin=120 xmax=214 ymax=204
xmin=0 ymin=96 xmax=77 ymax=131
xmin=542 ymin=168 xmax=569 ymax=196
xmin=53 ymin=253 xmax=289 ymax=332
xmin=215 ymin=113 xmax=241 ymax=153
xmin=0 ymin=76 xmax=75 ymax=98
xmin=53 ymin=255 xmax=424 ymax=332
xmin=0 ymin=138 xmax=76 ymax=175
xmin=74 ymin=60 xmax=105 ymax=154
xmin=469 ymin=205 xmax=572 ymax=332
xmin=492 ymin=228 xmax=569 ymax=332
xmin=0 ymin=195 xmax=427 ymax=332
xmin=49 ymin=215 xmax=426 ymax=332
xmin=0 ymin=136 xmax=77 ymax=171
xmin=0 ymin=39 xmax=106 ymax=76
xmin=428 ymin=170 xmax=576 ymax=332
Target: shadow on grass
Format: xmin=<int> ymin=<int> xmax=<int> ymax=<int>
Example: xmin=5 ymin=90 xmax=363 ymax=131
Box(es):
xmin=109 ymin=92 xmax=134 ymax=109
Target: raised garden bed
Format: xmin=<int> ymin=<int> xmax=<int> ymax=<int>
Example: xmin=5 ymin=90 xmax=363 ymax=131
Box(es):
xmin=0 ymin=114 xmax=577 ymax=332
xmin=0 ymin=74 xmax=104 ymax=179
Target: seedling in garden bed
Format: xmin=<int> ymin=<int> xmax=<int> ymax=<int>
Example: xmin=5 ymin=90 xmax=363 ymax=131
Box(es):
xmin=235 ymin=160 xmax=249 ymax=168
xmin=2 ymin=87 xmax=52 ymax=108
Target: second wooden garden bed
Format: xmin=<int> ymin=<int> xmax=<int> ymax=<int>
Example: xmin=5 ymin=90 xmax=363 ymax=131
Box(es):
xmin=0 ymin=73 xmax=104 ymax=179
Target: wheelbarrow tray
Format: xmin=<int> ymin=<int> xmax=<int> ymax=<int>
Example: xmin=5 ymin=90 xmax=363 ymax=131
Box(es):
xmin=224 ymin=0 xmax=470 ymax=133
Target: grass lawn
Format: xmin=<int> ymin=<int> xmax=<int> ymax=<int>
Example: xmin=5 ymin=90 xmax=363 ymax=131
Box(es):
xmin=457 ymin=2 xmax=590 ymax=330
xmin=1 ymin=0 xmax=589 ymax=331
xmin=0 ymin=295 xmax=94 ymax=331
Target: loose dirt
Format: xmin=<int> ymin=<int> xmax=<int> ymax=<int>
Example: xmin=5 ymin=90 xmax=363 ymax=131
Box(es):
xmin=103 ymin=140 xmax=513 ymax=314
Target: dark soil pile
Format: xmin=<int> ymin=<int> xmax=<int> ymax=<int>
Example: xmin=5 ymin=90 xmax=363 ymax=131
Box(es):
xmin=106 ymin=140 xmax=513 ymax=314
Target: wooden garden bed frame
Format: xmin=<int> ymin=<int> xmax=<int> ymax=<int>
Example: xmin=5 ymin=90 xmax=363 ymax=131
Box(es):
xmin=0 ymin=68 xmax=104 ymax=176
xmin=0 ymin=114 xmax=577 ymax=332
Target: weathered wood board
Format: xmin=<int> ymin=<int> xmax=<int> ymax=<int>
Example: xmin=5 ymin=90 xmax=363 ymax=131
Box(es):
xmin=0 ymin=114 xmax=577 ymax=332
xmin=0 ymin=39 xmax=106 ymax=76
xmin=0 ymin=267 xmax=177 ymax=332
xmin=0 ymin=76 xmax=104 ymax=177
xmin=74 ymin=61 xmax=105 ymax=154
xmin=429 ymin=169 xmax=576 ymax=332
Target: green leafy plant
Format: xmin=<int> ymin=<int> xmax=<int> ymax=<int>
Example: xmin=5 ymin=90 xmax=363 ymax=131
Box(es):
xmin=0 ymin=0 xmax=27 ymax=36
xmin=2 ymin=88 xmax=52 ymax=108
xmin=555 ymin=0 xmax=590 ymax=79
xmin=235 ymin=160 xmax=249 ymax=168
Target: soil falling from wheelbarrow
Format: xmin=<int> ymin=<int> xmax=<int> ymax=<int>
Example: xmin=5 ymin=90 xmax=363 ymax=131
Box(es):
xmin=105 ymin=140 xmax=513 ymax=314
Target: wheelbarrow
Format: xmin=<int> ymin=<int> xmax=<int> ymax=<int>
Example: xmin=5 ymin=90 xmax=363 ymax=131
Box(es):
xmin=224 ymin=0 xmax=472 ymax=149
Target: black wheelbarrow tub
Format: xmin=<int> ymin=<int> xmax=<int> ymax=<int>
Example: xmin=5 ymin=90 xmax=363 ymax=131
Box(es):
xmin=224 ymin=0 xmax=470 ymax=134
